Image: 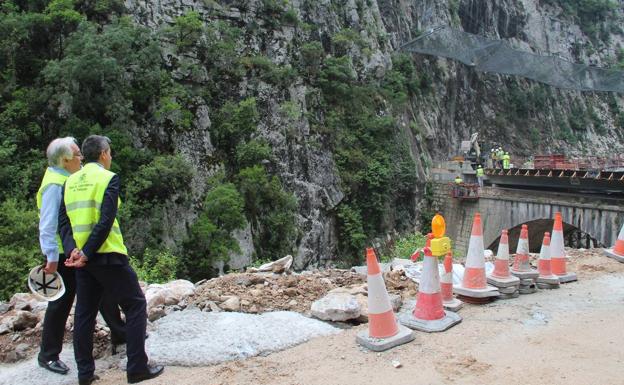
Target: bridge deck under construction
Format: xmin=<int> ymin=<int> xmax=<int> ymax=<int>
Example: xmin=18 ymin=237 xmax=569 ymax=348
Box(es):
xmin=485 ymin=168 xmax=624 ymax=194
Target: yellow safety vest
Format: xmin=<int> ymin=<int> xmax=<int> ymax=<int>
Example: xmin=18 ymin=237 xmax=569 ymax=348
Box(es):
xmin=64 ymin=163 xmax=128 ymax=255
xmin=36 ymin=168 xmax=68 ymax=253
xmin=455 ymin=177 xmax=463 ymax=184
xmin=476 ymin=168 xmax=484 ymax=177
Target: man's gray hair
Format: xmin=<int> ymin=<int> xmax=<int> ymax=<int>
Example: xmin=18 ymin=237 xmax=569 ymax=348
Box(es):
xmin=46 ymin=137 xmax=77 ymax=167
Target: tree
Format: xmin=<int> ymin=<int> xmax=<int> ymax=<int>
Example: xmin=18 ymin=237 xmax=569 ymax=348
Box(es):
xmin=44 ymin=0 xmax=83 ymax=58
xmin=182 ymin=183 xmax=246 ymax=281
xmin=236 ymin=165 xmax=297 ymax=260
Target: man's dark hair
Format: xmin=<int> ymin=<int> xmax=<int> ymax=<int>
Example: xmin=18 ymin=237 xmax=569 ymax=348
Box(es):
xmin=82 ymin=135 xmax=111 ymax=163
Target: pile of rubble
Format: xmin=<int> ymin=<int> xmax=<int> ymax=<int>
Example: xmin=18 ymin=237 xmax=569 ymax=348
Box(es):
xmin=0 ymin=293 xmax=139 ymax=363
xmin=188 ymin=269 xmax=366 ymax=315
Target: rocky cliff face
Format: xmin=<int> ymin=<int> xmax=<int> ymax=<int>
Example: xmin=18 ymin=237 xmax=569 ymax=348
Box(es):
xmin=123 ymin=0 xmax=623 ymax=268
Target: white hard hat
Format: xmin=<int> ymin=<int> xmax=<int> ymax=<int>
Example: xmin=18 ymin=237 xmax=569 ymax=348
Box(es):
xmin=28 ymin=265 xmax=65 ymax=302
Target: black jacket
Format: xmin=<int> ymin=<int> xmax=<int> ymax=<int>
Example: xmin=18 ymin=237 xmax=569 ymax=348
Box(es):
xmin=58 ymin=173 xmax=128 ymax=265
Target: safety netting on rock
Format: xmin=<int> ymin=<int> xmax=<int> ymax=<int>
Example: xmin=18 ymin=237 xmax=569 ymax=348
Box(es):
xmin=400 ymin=25 xmax=624 ymax=93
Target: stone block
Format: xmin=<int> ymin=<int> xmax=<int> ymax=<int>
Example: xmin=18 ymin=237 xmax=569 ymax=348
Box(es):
xmin=510 ymin=270 xmax=539 ymax=279
xmin=398 ymin=310 xmax=462 ymax=333
xmin=519 ymin=287 xmax=537 ymax=294
xmin=536 ymin=276 xmax=560 ymax=285
xmin=487 ymin=275 xmax=520 ymax=287
xmin=443 ymin=298 xmax=463 ymax=312
xmin=356 ymin=323 xmax=415 ymax=352
xmin=556 ymin=272 xmax=578 ymax=283
xmin=498 ymin=286 xmax=519 ymax=294
xmin=536 ymin=282 xmax=560 ymax=290
xmin=453 ymin=285 xmax=500 ymax=298
xmin=604 ymin=248 xmax=624 ymax=263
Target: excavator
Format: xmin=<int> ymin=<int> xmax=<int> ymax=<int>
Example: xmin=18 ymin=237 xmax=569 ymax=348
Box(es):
xmin=453 ymin=132 xmax=482 ymax=169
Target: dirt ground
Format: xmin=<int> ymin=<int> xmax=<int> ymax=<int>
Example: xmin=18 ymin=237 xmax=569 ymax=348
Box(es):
xmin=92 ymin=250 xmax=624 ymax=385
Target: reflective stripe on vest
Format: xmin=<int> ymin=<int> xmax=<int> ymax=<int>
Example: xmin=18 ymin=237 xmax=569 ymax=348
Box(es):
xmin=36 ymin=168 xmax=68 ymax=253
xmin=64 ymin=163 xmax=128 ymax=255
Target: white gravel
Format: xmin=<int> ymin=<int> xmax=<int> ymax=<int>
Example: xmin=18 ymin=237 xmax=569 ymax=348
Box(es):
xmin=146 ymin=310 xmax=340 ymax=366
xmin=0 ymin=310 xmax=339 ymax=384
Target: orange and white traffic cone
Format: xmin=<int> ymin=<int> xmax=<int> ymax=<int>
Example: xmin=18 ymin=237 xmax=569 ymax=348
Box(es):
xmin=399 ymin=247 xmax=461 ymax=332
xmin=356 ymin=248 xmax=414 ymax=351
xmin=510 ymin=224 xmax=538 ymax=277
xmin=510 ymin=224 xmax=538 ymax=294
xmin=441 ymin=252 xmax=463 ymax=311
xmin=487 ymin=229 xmax=520 ymax=296
xmin=454 ymin=213 xmax=499 ymax=302
xmin=604 ymin=222 xmax=624 ymax=263
xmin=550 ymin=212 xmax=577 ymax=283
xmin=536 ymin=232 xmax=560 ymax=289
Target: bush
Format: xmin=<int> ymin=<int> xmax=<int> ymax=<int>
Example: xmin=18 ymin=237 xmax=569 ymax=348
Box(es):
xmin=235 ymin=139 xmax=272 ymax=169
xmin=388 ymin=232 xmax=427 ymax=260
xmin=211 ymin=98 xmax=259 ymax=159
xmin=0 ymin=199 xmax=41 ymax=300
xmin=181 ymin=183 xmax=246 ymax=281
xmin=130 ymin=248 xmax=179 ymax=283
xmin=126 ymin=154 xmax=194 ymax=204
xmin=236 ymin=165 xmax=297 ymax=260
xmin=169 ymin=11 xmax=203 ymax=52
xmin=298 ymin=41 xmax=324 ymax=77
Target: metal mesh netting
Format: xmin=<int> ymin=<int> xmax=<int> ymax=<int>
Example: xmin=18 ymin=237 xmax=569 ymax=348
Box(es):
xmin=400 ymin=26 xmax=624 ymax=93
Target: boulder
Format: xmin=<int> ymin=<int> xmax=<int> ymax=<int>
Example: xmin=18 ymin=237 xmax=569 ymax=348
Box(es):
xmin=220 ymin=296 xmax=241 ymax=312
xmin=247 ymin=255 xmax=293 ymax=274
xmin=148 ymin=306 xmax=166 ymax=322
xmin=9 ymin=293 xmax=41 ymax=312
xmin=206 ymin=301 xmax=221 ymax=312
xmin=164 ymin=280 xmax=195 ymax=299
xmin=12 ymin=311 xmax=38 ymax=331
xmin=311 ymin=292 xmax=361 ymax=322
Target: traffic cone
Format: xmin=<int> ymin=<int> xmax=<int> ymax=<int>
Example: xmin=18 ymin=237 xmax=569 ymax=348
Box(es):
xmin=492 ymin=230 xmax=511 ymax=278
xmin=454 ymin=213 xmax=499 ymax=302
xmin=536 ymin=232 xmax=560 ymax=288
xmin=441 ymin=252 xmax=462 ymax=311
xmin=356 ymin=248 xmax=414 ymax=351
xmin=604 ymin=223 xmax=624 ymax=263
xmin=399 ymin=247 xmax=461 ymax=332
xmin=487 ymin=229 xmax=520 ymax=294
xmin=410 ymin=233 xmax=433 ymax=261
xmin=510 ymin=224 xmax=538 ymax=280
xmin=550 ymin=212 xmax=577 ymax=283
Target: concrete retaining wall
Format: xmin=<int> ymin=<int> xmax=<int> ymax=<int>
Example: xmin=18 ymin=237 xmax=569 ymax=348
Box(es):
xmin=431 ymin=183 xmax=624 ymax=256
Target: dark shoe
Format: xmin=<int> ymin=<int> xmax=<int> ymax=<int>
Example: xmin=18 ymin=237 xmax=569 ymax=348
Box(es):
xmin=127 ymin=365 xmax=164 ymax=384
xmin=38 ymin=359 xmax=69 ymax=375
xmin=79 ymin=374 xmax=100 ymax=385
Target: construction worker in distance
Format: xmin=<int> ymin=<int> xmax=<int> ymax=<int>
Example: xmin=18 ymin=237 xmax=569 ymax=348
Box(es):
xmin=497 ymin=148 xmax=504 ymax=168
xmin=454 ymin=175 xmax=463 ymax=197
xmin=476 ymin=165 xmax=484 ymax=187
xmin=502 ymin=152 xmax=511 ymax=169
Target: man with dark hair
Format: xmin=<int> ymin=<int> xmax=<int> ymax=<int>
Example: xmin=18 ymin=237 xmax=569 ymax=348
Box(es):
xmin=36 ymin=137 xmax=126 ymax=375
xmin=59 ymin=135 xmax=163 ymax=384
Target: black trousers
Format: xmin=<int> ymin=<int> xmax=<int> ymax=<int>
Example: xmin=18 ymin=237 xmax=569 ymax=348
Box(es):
xmin=74 ymin=261 xmax=148 ymax=380
xmin=38 ymin=255 xmax=126 ymax=363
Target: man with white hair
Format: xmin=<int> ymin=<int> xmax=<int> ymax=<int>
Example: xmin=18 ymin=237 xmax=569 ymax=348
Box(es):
xmin=36 ymin=137 xmax=125 ymax=375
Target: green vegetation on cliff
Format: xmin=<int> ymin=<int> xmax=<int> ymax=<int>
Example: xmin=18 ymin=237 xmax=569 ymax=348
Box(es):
xmin=0 ymin=0 xmax=423 ymax=296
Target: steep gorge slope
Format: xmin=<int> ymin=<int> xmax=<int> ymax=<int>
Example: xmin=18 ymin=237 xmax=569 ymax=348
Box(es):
xmin=123 ymin=0 xmax=623 ymax=268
